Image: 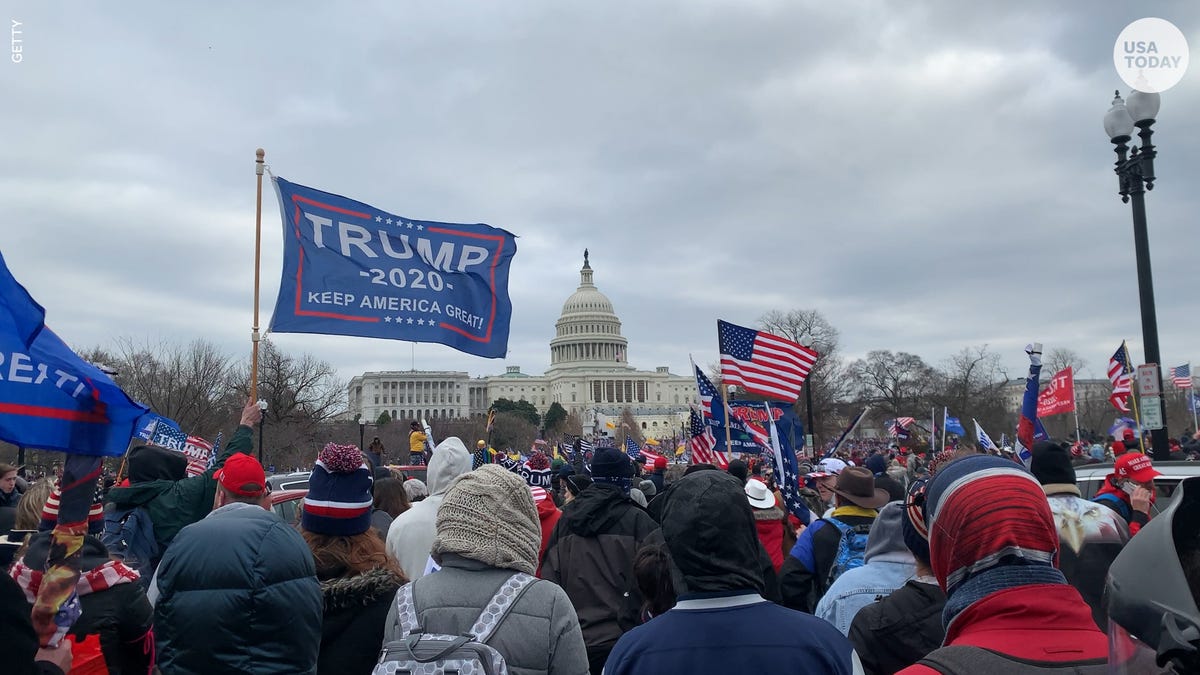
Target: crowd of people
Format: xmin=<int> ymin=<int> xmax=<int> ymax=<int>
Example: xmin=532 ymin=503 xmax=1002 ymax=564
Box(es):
xmin=2 ymin=394 xmax=1199 ymax=674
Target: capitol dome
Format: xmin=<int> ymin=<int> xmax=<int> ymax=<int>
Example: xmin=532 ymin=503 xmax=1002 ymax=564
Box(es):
xmin=549 ymin=251 xmax=630 ymax=370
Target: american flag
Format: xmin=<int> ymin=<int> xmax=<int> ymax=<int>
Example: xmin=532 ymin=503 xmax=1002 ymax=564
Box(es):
xmin=717 ymin=320 xmax=818 ymax=402
xmin=766 ymin=406 xmax=809 ymax=523
xmin=888 ymin=417 xmax=915 ymax=438
xmin=693 ymin=364 xmax=718 ymax=416
xmin=688 ymin=407 xmax=724 ymax=467
xmin=1108 ymin=343 xmax=1132 ymax=412
xmin=1171 ymin=363 xmax=1192 ymax=389
xmin=624 ymin=436 xmax=642 ymax=461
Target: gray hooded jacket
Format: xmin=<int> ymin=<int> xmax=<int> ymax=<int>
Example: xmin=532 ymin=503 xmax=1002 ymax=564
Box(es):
xmin=814 ymin=501 xmax=915 ymax=635
xmin=385 ymin=437 xmax=472 ymax=580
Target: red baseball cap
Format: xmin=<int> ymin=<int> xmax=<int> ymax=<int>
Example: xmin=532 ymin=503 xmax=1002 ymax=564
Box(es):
xmin=214 ymin=453 xmax=267 ymax=496
xmin=1115 ymin=452 xmax=1161 ymax=484
xmin=1123 ymin=429 xmax=1137 ymax=441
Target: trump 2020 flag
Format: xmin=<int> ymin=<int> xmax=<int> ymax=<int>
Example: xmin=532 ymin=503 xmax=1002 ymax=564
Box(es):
xmin=270 ymin=177 xmax=517 ymax=358
xmin=942 ymin=410 xmax=966 ymax=436
xmin=0 ymin=250 xmax=148 ymax=457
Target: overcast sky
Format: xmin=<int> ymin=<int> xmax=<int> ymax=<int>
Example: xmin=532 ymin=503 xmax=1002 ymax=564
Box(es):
xmin=4 ymin=2 xmax=1199 ymax=391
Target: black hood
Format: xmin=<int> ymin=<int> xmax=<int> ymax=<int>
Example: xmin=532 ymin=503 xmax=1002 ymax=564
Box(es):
xmin=561 ymin=483 xmax=634 ymax=537
xmin=23 ymin=531 xmax=111 ymax=572
xmin=660 ymin=471 xmax=764 ymax=595
xmin=127 ymin=444 xmax=187 ymax=483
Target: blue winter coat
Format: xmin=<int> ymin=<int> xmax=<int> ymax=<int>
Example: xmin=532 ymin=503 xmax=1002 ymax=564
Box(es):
xmin=154 ymin=502 xmax=322 ymax=674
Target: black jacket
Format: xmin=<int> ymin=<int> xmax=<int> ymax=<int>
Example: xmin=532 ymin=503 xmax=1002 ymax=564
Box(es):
xmin=0 ymin=573 xmax=63 ymax=675
xmin=541 ymin=483 xmax=659 ymax=652
xmin=779 ymin=510 xmax=877 ymax=613
xmin=0 ymin=487 xmax=22 ymax=508
xmin=318 ymin=568 xmax=406 ymax=675
xmin=155 ymin=503 xmax=323 ymax=674
xmin=848 ymin=579 xmax=946 ymax=675
xmin=21 ymin=533 xmax=153 ymax=675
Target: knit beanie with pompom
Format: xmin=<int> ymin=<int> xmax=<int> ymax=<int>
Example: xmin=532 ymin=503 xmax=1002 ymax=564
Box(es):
xmin=302 ymin=442 xmax=374 ymax=536
xmin=432 ymin=465 xmax=541 ymax=575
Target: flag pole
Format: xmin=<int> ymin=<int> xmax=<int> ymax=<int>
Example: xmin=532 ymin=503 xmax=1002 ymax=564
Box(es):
xmin=929 ymin=406 xmax=935 ymax=457
xmin=1124 ymin=342 xmax=1145 ymax=453
xmin=941 ymin=407 xmax=948 ymax=453
xmin=1071 ymin=366 xmax=1082 ymax=446
xmin=251 ymin=148 xmax=265 ymax=402
xmin=1191 ymin=363 xmax=1198 ymax=433
xmin=720 ymin=381 xmax=733 ymax=462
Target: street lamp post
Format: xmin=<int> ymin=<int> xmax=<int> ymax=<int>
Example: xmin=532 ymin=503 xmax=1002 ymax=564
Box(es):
xmin=1104 ymin=89 xmax=1170 ymax=462
xmin=359 ymin=419 xmax=366 ymax=454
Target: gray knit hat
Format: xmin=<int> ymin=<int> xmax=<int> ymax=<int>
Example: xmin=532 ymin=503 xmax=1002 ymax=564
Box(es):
xmin=432 ymin=465 xmax=541 ymax=575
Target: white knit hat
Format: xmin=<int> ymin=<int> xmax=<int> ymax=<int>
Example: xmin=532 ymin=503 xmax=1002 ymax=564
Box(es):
xmin=432 ymin=465 xmax=542 ymax=575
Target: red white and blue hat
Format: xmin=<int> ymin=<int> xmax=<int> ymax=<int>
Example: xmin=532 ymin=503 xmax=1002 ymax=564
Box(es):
xmin=302 ymin=443 xmax=373 ymax=537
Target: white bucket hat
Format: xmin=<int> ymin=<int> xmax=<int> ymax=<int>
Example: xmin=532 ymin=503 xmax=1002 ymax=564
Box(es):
xmin=744 ymin=478 xmax=776 ymax=509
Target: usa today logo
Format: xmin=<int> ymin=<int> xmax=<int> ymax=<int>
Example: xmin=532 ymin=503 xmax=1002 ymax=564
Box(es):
xmin=1114 ymin=18 xmax=1189 ymax=93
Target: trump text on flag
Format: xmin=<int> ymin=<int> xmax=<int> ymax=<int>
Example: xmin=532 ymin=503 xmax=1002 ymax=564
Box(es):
xmin=270 ymin=178 xmax=517 ymax=359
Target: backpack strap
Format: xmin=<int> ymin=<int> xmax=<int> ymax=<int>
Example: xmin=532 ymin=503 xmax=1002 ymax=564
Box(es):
xmin=468 ymin=573 xmax=538 ymax=644
xmin=393 ymin=582 xmax=422 ymax=638
xmin=1093 ymin=492 xmax=1131 ymax=520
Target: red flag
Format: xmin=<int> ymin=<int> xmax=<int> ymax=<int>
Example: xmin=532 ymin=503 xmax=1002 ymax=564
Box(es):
xmin=1037 ymin=367 xmax=1076 ymax=417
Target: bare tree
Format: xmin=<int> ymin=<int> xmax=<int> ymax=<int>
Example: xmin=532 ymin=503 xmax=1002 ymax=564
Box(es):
xmin=849 ymin=350 xmax=937 ymax=419
xmin=103 ymin=337 xmax=239 ymax=439
xmin=757 ymin=309 xmax=850 ymax=444
xmin=1045 ymin=348 xmax=1088 ymax=377
xmin=931 ymin=345 xmax=1010 ymax=436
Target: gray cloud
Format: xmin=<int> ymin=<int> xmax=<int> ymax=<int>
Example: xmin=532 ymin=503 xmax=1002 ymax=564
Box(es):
xmin=4 ymin=1 xmax=1199 ymax=395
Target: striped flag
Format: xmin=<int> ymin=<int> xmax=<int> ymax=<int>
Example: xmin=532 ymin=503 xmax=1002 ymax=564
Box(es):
xmin=485 ymin=408 xmax=496 ymax=433
xmin=688 ymin=407 xmax=725 ymax=468
xmin=974 ymin=419 xmax=999 ymax=452
xmin=693 ymin=362 xmax=718 ymax=416
xmin=1108 ymin=343 xmax=1132 ymax=412
xmin=1171 ymin=363 xmax=1192 ymax=389
xmin=888 ymin=417 xmax=915 ymax=438
xmin=718 ymin=320 xmax=818 ymax=401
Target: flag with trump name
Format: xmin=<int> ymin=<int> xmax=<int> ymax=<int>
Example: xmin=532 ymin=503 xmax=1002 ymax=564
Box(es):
xmin=0 ymin=249 xmax=148 ymax=457
xmin=717 ymin=320 xmax=817 ymax=402
xmin=269 ymin=177 xmax=518 ymax=358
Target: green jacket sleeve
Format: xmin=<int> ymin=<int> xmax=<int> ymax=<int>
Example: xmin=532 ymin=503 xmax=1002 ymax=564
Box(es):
xmin=159 ymin=425 xmax=255 ymax=545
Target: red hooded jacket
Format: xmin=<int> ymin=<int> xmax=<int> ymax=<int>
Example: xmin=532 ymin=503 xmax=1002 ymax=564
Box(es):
xmin=535 ymin=496 xmax=561 ymax=577
xmin=897 ymin=584 xmax=1107 ymax=673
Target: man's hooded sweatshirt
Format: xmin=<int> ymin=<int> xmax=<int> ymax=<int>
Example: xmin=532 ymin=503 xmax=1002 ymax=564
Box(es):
xmin=604 ymin=471 xmax=862 ymax=675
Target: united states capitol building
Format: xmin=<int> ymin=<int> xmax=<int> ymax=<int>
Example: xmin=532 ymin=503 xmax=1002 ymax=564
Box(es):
xmin=348 ymin=252 xmax=696 ymax=435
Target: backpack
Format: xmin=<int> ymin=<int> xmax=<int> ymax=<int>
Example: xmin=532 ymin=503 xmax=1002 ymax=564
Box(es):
xmin=824 ymin=517 xmax=871 ymax=587
xmin=100 ymin=504 xmax=160 ymax=590
xmin=374 ymin=572 xmax=538 ymax=675
xmin=918 ymin=645 xmax=1107 ymax=674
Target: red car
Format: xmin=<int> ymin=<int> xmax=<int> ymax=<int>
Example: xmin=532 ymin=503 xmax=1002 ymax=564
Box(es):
xmin=270 ymin=488 xmax=308 ymax=526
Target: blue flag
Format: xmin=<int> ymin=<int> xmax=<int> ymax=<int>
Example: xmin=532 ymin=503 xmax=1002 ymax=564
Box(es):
xmin=0 ymin=250 xmax=148 ymax=457
xmin=943 ymin=411 xmax=966 ymax=435
xmin=270 ymin=177 xmax=518 ymax=358
xmin=1190 ymin=393 xmax=1200 ymax=415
